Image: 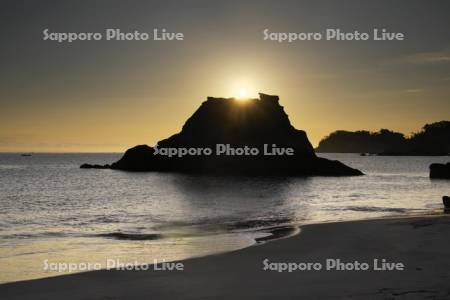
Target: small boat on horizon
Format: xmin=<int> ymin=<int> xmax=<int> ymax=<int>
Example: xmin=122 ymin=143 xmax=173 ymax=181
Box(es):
xmin=21 ymin=154 xmax=32 ymax=157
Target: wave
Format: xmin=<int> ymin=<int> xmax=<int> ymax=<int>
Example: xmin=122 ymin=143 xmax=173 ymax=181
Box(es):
xmin=225 ymin=218 xmax=293 ymax=230
xmin=95 ymin=232 xmax=162 ymax=240
xmin=0 ymin=232 xmax=67 ymax=239
xmin=324 ymin=206 xmax=417 ymax=213
xmin=151 ymin=217 xmax=293 ymax=233
xmin=255 ymin=226 xmax=299 ymax=243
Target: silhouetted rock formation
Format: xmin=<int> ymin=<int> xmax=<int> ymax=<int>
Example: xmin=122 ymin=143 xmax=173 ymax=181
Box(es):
xmin=110 ymin=145 xmax=154 ymax=171
xmin=443 ymin=196 xmax=450 ymax=209
xmin=80 ymin=163 xmax=111 ymax=169
xmin=430 ymin=163 xmax=450 ymax=179
xmin=81 ymin=93 xmax=362 ymax=176
xmin=316 ymin=121 xmax=450 ymax=155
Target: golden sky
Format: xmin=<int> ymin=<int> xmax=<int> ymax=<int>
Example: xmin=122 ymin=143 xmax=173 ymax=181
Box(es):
xmin=1 ymin=1 xmax=449 ymax=152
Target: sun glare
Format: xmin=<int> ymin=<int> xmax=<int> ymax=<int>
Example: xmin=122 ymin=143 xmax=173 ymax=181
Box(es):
xmin=238 ymin=88 xmax=248 ymax=98
xmin=231 ymin=78 xmax=255 ymax=99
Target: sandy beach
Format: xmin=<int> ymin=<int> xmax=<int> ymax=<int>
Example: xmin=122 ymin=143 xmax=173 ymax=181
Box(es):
xmin=1 ymin=215 xmax=449 ymax=300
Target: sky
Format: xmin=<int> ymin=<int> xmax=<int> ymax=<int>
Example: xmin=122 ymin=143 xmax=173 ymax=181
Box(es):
xmin=1 ymin=0 xmax=449 ymax=152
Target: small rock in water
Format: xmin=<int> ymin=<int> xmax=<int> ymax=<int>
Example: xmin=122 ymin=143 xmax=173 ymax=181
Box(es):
xmin=430 ymin=163 xmax=450 ymax=179
xmin=443 ymin=196 xmax=450 ymax=209
xmin=80 ymin=163 xmax=110 ymax=169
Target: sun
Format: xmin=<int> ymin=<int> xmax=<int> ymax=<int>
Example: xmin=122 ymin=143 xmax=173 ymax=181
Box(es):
xmin=238 ymin=88 xmax=248 ymax=98
xmin=230 ymin=78 xmax=255 ymax=99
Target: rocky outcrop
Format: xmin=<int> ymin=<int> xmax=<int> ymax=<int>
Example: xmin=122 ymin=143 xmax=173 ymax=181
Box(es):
xmin=430 ymin=163 xmax=450 ymax=179
xmin=80 ymin=163 xmax=110 ymax=169
xmin=443 ymin=196 xmax=450 ymax=209
xmin=81 ymin=93 xmax=363 ymax=176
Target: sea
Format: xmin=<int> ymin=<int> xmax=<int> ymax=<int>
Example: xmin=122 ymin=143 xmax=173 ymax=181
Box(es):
xmin=0 ymin=153 xmax=448 ymax=283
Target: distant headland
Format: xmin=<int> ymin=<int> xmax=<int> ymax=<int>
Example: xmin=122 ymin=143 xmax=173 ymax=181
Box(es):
xmin=316 ymin=121 xmax=450 ymax=156
xmin=81 ymin=93 xmax=362 ymax=176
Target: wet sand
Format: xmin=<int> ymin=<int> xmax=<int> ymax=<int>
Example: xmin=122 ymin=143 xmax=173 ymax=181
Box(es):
xmin=1 ymin=215 xmax=450 ymax=299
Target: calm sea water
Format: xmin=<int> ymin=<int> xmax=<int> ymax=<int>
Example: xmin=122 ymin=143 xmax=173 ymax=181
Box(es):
xmin=0 ymin=153 xmax=448 ymax=283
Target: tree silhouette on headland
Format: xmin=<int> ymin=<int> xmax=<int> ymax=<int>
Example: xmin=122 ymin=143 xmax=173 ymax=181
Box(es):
xmin=316 ymin=121 xmax=450 ymax=155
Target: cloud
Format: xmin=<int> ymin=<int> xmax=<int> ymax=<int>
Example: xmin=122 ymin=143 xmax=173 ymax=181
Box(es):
xmin=404 ymin=89 xmax=423 ymax=93
xmin=405 ymin=50 xmax=450 ymax=64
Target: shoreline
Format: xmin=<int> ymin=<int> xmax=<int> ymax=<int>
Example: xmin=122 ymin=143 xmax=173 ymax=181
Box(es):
xmin=0 ymin=213 xmax=445 ymax=280
xmin=0 ymin=212 xmax=434 ymax=285
xmin=1 ymin=214 xmax=449 ymax=299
